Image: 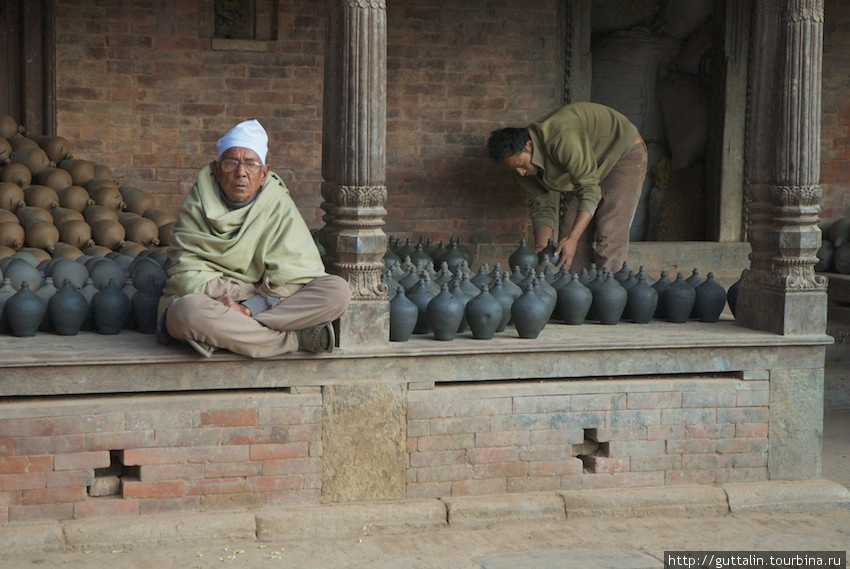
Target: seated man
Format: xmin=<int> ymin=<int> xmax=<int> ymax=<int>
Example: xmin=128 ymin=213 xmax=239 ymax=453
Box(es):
xmin=157 ymin=119 xmax=350 ymax=358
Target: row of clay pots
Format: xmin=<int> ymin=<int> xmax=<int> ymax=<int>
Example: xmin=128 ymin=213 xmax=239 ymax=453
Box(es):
xmin=388 ymin=259 xmax=740 ymax=342
xmin=0 ymin=250 xmax=167 ymax=337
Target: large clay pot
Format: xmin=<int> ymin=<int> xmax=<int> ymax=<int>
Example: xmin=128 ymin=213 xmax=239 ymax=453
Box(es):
xmin=625 ymin=268 xmax=658 ymax=324
xmin=556 ymin=275 xmax=592 ymax=325
xmin=34 ymin=276 xmax=57 ymax=330
xmin=450 ymin=277 xmax=474 ymax=333
xmin=24 ymin=220 xmax=60 ymax=253
xmin=440 ymin=241 xmax=466 ymax=272
xmin=121 ymin=216 xmax=160 ymax=247
xmin=5 ymin=281 xmax=45 ymax=337
xmin=511 ymin=283 xmax=549 ymax=339
xmin=726 ymin=273 xmax=743 ymax=319
xmin=58 ymin=186 xmax=95 ymax=212
xmin=652 ymin=271 xmax=672 ymax=319
xmin=508 ymin=239 xmax=537 ymax=273
xmin=0 ymin=221 xmax=24 ymax=250
xmin=0 ymin=182 xmax=25 ymax=212
xmin=427 ymin=284 xmax=464 ymax=341
xmin=91 ymin=278 xmax=130 ymax=335
xmin=131 ymin=276 xmax=161 ymax=334
xmin=694 ymin=272 xmax=726 ymax=322
xmin=0 ymin=277 xmax=15 ymax=333
xmin=684 ymin=268 xmax=704 ymax=318
xmin=407 ymin=277 xmax=436 ymax=335
xmin=78 ymin=277 xmax=99 ymax=331
xmin=489 ymin=276 xmax=514 ymax=333
xmin=48 ymin=280 xmax=88 ymax=335
xmin=533 ymin=274 xmax=558 ymax=319
xmin=0 ymin=162 xmax=32 ymax=187
xmin=90 ymin=219 xmax=126 ymax=250
xmin=36 ymin=168 xmax=73 ymax=191
xmin=590 ymin=273 xmax=627 ymax=325
xmin=389 ymin=286 xmax=418 ymax=342
xmin=662 ymin=272 xmax=696 ymax=324
xmin=120 ymin=186 xmax=157 ymax=215
xmin=35 ymin=135 xmax=72 ymax=164
xmin=89 ymin=258 xmax=126 ymax=290
xmin=59 ymin=159 xmax=95 ymax=187
xmin=10 ymin=147 xmax=50 ymax=176
xmin=465 ymin=285 xmax=503 ymax=340
xmin=50 ymin=258 xmax=88 ymax=290
xmin=3 ymin=258 xmax=43 ymax=291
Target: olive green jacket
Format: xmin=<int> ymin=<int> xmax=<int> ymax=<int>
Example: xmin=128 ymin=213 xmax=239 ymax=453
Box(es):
xmin=515 ymin=102 xmax=639 ymax=232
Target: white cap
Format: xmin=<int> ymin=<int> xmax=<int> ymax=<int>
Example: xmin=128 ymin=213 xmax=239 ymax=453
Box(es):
xmin=217 ymin=119 xmax=269 ymax=164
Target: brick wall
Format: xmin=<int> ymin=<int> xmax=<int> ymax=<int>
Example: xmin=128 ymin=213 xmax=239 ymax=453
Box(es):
xmin=51 ymin=0 xmax=561 ymax=245
xmin=406 ymin=377 xmax=769 ymax=498
xmin=0 ymin=391 xmax=322 ymax=523
xmin=821 ymin=0 xmax=850 ymax=222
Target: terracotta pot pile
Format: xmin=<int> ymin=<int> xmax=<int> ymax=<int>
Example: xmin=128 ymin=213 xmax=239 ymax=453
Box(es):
xmin=0 ymin=114 xmax=172 ymax=337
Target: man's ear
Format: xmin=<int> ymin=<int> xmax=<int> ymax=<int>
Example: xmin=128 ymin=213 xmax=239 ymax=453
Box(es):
xmin=524 ymin=139 xmax=533 ymax=153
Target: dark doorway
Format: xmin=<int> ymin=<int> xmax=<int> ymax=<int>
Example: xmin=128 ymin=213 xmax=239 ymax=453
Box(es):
xmin=1 ymin=0 xmax=55 ymax=135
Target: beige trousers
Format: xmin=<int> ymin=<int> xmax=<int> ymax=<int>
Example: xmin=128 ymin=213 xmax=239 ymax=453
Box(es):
xmin=165 ymin=275 xmax=351 ymax=358
xmin=559 ymin=139 xmax=648 ymax=273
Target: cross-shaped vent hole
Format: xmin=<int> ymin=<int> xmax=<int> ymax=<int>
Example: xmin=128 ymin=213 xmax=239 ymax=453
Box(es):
xmin=88 ymin=450 xmax=139 ymax=498
xmin=572 ymin=428 xmax=609 ymax=473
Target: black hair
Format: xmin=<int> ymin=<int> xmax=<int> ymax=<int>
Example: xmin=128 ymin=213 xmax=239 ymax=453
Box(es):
xmin=487 ymin=127 xmax=530 ymax=162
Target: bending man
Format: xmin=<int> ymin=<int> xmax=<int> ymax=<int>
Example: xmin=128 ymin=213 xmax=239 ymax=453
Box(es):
xmin=488 ymin=102 xmax=647 ymax=272
xmin=158 ymin=119 xmax=350 ymax=357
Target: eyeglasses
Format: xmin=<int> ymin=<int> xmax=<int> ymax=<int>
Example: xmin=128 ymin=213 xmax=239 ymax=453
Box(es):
xmin=219 ymin=158 xmax=264 ymax=174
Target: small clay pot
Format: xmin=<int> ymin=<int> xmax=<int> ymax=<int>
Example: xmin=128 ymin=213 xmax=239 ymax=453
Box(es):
xmin=0 ymin=162 xmax=32 ymax=187
xmin=58 ymin=185 xmax=95 ymax=212
xmin=23 ymin=185 xmax=60 ymax=210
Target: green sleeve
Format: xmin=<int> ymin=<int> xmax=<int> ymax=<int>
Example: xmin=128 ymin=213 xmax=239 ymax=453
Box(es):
xmin=548 ymin=129 xmax=602 ymax=214
xmin=516 ymin=176 xmax=559 ymax=232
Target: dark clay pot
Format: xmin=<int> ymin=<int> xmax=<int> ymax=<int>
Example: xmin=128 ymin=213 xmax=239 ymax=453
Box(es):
xmin=48 ymin=280 xmax=88 ymax=335
xmin=626 ymin=270 xmax=658 ymax=324
xmin=426 ymin=284 xmax=464 ymax=341
xmin=662 ymin=273 xmax=696 ymax=324
xmin=727 ymin=273 xmax=743 ymax=319
xmin=816 ymin=240 xmax=834 ymax=272
xmin=590 ymin=273 xmax=627 ymax=325
xmin=5 ymin=281 xmax=45 ymax=337
xmin=132 ymin=276 xmax=162 ymax=334
xmin=389 ymin=287 xmax=418 ymax=342
xmin=489 ymin=277 xmax=514 ymax=333
xmin=556 ymin=275 xmax=592 ymax=325
xmin=0 ymin=278 xmax=15 ymax=333
xmin=407 ymin=277 xmax=436 ymax=335
xmin=511 ymin=283 xmax=549 ymax=339
xmin=92 ymin=278 xmax=130 ymax=335
xmin=652 ymin=271 xmax=672 ymax=319
xmin=465 ymin=285 xmax=503 ymax=340
xmin=508 ymin=239 xmax=537 ymax=275
xmin=694 ymin=272 xmax=727 ymax=323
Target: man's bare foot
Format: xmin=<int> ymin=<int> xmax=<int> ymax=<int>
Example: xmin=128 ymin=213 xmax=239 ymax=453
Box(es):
xmin=216 ymin=294 xmax=251 ymax=317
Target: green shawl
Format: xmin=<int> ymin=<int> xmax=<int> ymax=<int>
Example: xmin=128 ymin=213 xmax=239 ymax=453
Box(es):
xmin=158 ymin=164 xmax=327 ymax=318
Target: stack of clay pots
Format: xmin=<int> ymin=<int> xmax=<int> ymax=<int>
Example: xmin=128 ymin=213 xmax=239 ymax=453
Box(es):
xmin=386 ymin=236 xmax=740 ymax=343
xmin=0 ymin=114 xmax=172 ymax=337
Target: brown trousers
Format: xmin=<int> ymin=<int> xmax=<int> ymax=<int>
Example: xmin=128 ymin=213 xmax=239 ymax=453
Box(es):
xmin=559 ymin=139 xmax=648 ymax=273
xmin=165 ymin=275 xmax=351 ymax=358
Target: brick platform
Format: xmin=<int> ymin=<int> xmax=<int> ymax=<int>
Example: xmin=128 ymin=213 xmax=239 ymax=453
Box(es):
xmin=0 ymin=320 xmax=832 ymax=525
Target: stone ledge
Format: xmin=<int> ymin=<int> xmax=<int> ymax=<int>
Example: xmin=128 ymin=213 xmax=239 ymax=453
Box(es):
xmin=3 ymin=480 xmax=848 ymax=554
xmin=256 ymin=500 xmax=447 ymax=540
xmin=560 ymin=485 xmax=729 ymax=518
xmin=722 ymin=479 xmax=850 ymax=512
xmin=442 ymin=492 xmax=566 ymax=530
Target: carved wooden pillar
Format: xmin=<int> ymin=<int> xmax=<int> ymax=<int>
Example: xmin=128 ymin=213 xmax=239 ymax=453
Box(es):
xmin=320 ymin=0 xmax=389 ymax=347
xmin=736 ymin=0 xmax=827 ymax=335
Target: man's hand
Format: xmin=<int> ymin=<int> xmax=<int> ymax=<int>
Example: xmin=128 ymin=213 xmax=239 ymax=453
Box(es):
xmin=216 ymin=293 xmax=251 ymax=317
xmin=554 ymin=237 xmax=578 ymax=270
